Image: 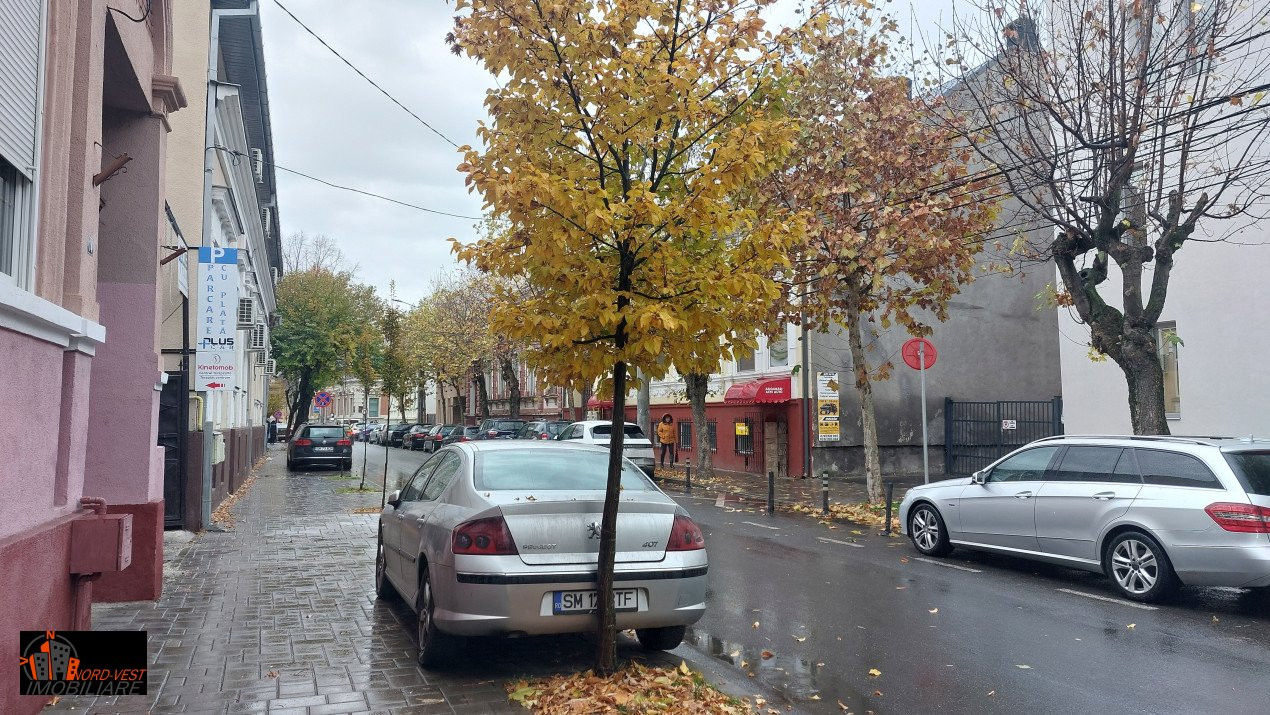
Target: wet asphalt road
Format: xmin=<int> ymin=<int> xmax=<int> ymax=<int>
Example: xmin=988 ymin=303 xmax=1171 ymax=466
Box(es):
xmin=345 ymin=444 xmax=1270 ymax=713
xmin=676 ymin=489 xmax=1270 ymax=714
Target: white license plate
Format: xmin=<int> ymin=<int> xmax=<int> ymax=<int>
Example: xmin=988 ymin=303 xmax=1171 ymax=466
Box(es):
xmin=313 ymin=446 xmax=334 ymax=452
xmin=552 ymin=589 xmax=637 ymax=614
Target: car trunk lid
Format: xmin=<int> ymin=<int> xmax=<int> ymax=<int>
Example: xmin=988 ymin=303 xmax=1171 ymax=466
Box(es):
xmin=496 ymin=494 xmax=675 ymax=565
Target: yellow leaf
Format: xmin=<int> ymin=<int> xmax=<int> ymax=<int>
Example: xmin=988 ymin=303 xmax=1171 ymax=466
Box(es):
xmin=679 ymin=661 xmax=690 ymax=676
xmin=868 ymin=668 xmax=882 ymax=677
xmin=928 ymin=608 xmax=939 ymax=614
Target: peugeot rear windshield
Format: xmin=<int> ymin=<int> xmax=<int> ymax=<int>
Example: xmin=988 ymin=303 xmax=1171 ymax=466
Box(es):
xmin=474 ymin=449 xmax=654 ymax=491
xmin=1225 ymin=451 xmax=1270 ymax=496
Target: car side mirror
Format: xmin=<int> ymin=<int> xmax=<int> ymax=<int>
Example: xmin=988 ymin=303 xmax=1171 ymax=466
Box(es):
xmin=387 ymin=490 xmax=402 ymax=508
xmin=972 ymin=471 xmax=988 ymax=485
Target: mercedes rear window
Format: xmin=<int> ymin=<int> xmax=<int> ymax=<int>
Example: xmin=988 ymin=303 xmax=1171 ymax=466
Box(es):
xmin=474 ymin=449 xmax=655 ymax=491
xmin=592 ymin=425 xmax=647 ymax=439
xmin=306 ymin=427 xmax=345 ymax=439
xmin=1225 ymin=452 xmax=1270 ymax=496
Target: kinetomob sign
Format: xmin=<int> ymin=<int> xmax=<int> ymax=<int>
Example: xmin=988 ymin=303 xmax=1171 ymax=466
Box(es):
xmin=195 ymin=247 xmax=239 ymax=391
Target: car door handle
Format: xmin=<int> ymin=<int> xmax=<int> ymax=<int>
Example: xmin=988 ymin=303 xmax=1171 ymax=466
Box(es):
xmin=1092 ymin=492 xmax=1116 ymax=500
xmin=1014 ymin=491 xmax=1033 ymax=499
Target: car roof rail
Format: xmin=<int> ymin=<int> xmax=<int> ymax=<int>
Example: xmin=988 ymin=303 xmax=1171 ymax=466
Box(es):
xmin=1031 ymin=434 xmax=1233 ymax=447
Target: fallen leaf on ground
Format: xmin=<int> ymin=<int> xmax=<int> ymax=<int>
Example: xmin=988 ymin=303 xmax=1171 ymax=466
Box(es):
xmin=505 ymin=662 xmax=747 ymax=713
xmin=1127 ymin=623 xmax=1136 ymax=630
xmin=753 ymin=621 xmax=761 ymax=628
xmin=868 ymin=668 xmax=882 ymax=677
xmin=793 ymin=635 xmax=807 ymax=642
xmin=838 ymin=700 xmax=850 ymax=711
xmin=928 ymin=608 xmax=939 ymax=614
xmin=1212 ymin=616 xmax=1220 ymax=623
xmin=895 ymin=586 xmax=907 ymax=590
xmin=755 ymin=696 xmax=767 ymax=708
xmin=899 ymin=557 xmax=910 ymax=563
xmin=761 ymin=650 xmax=775 ymax=659
xmin=266 ymin=671 xmax=279 ymax=678
xmin=988 ymin=690 xmax=996 ymax=697
xmin=1015 ymin=664 xmax=1032 ymax=669
xmin=816 ymin=662 xmax=825 ymax=667
xmin=873 ymin=690 xmax=884 ymax=697
xmin=810 ymin=694 xmax=822 ymax=700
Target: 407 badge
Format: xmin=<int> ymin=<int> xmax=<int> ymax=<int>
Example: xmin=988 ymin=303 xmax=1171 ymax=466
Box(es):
xmin=18 ymin=630 xmax=147 ymax=696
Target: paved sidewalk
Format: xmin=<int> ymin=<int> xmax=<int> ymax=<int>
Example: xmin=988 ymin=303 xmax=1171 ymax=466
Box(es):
xmin=51 ymin=446 xmax=700 ymax=715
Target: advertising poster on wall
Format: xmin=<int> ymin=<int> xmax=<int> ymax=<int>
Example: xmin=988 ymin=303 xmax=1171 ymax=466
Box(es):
xmin=195 ymin=246 xmax=239 ymax=391
xmin=816 ymin=372 xmax=840 ymax=442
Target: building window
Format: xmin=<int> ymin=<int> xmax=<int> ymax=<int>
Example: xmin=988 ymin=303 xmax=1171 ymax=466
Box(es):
xmin=0 ymin=157 xmax=33 ymax=286
xmin=1157 ymin=322 xmax=1181 ymax=418
xmin=769 ymin=330 xmax=789 ymax=368
xmin=706 ymin=420 xmax=718 ymax=452
xmin=734 ymin=418 xmax=754 ymax=455
xmin=368 ymin=397 xmax=379 ymax=417
xmin=735 ymin=346 xmax=755 ymax=373
xmin=0 ymin=0 xmax=43 ymax=290
xmin=678 ymin=421 xmax=691 ymax=450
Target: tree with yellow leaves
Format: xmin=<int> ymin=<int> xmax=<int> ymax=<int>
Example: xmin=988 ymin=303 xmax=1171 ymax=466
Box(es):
xmin=763 ymin=7 xmax=998 ymax=503
xmin=449 ymin=0 xmax=802 ymax=672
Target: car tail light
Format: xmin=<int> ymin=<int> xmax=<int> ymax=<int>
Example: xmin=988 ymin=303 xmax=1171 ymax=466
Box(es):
xmin=488 ymin=430 xmax=499 ymax=437
xmin=336 ymin=439 xmax=351 ymax=446
xmin=1205 ymin=502 xmax=1270 ymax=533
xmin=460 ymin=435 xmax=470 ymax=442
xmin=453 ymin=516 xmax=518 ymax=555
xmin=539 ymin=433 xmax=550 ymax=439
xmin=667 ymin=515 xmax=705 ymax=551
xmin=293 ymin=438 xmax=312 ymax=446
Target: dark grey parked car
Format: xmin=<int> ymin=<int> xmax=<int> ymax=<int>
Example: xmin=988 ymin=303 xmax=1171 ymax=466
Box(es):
xmin=287 ymin=423 xmax=353 ymax=471
xmin=474 ymin=418 xmax=526 ymax=440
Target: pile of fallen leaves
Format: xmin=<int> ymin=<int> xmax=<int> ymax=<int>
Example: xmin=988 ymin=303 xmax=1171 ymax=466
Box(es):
xmin=788 ymin=501 xmax=898 ymax=530
xmin=507 ymin=661 xmax=750 ymax=714
xmin=210 ymin=473 xmax=256 ymax=530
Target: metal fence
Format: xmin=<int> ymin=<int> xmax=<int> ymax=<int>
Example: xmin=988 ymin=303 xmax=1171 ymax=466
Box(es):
xmin=944 ymin=397 xmax=1063 ymax=476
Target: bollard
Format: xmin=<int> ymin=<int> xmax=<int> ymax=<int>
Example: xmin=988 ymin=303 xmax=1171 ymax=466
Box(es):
xmin=767 ymin=471 xmax=775 ymax=516
xmin=883 ymin=480 xmax=895 ymax=535
xmin=822 ymin=471 xmax=830 ymax=515
xmin=685 ymin=459 xmax=692 ymax=495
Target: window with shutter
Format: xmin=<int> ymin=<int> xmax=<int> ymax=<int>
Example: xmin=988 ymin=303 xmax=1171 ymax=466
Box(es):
xmin=0 ymin=0 xmax=42 ymax=288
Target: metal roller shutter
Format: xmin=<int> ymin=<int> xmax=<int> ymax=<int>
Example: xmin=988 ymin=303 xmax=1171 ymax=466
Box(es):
xmin=0 ymin=0 xmax=42 ymax=179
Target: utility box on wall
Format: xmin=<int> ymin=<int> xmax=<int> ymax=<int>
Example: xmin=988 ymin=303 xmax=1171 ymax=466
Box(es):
xmin=69 ymin=513 xmax=133 ymax=573
xmin=212 ymin=431 xmax=226 ymax=464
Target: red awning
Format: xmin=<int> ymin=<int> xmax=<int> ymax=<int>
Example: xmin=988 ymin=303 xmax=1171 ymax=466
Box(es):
xmin=586 ymin=397 xmax=613 ymax=409
xmin=723 ymin=376 xmax=792 ymax=405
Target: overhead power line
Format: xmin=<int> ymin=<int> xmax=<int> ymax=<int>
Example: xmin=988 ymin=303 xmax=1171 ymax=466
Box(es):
xmin=212 ymin=146 xmax=485 ymax=221
xmin=270 ymin=0 xmax=461 ymax=149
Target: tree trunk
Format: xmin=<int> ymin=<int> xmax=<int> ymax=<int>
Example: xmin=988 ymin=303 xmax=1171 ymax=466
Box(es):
xmin=1118 ymin=330 xmax=1170 ymax=435
xmin=595 ymin=360 xmax=627 ymax=675
xmin=844 ymin=286 xmax=883 ymax=504
xmin=500 ymin=357 xmax=521 ymax=419
xmin=637 ymin=369 xmax=651 ymax=442
xmin=287 ymin=371 xmax=312 ymax=436
xmin=580 ymin=383 xmax=593 ymax=421
xmin=473 ymin=365 xmax=490 ymax=421
xmin=360 ymin=385 xmax=370 ymax=490
xmin=416 ymin=380 xmax=425 ymax=424
xmin=684 ymin=373 xmax=712 ymax=478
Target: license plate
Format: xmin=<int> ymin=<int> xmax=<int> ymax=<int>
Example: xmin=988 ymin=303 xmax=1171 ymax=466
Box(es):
xmin=552 ymin=589 xmax=637 ymax=615
xmin=313 ymin=446 xmax=334 ymax=452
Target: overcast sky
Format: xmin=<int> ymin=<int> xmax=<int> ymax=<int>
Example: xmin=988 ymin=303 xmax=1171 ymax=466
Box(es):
xmin=259 ymin=0 xmax=959 ymax=306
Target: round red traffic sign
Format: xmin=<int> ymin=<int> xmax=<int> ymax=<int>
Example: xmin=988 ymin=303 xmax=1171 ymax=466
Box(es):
xmin=902 ymin=338 xmax=937 ymax=370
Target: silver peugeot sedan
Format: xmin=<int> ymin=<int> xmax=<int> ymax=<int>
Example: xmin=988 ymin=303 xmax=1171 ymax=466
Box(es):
xmin=375 ymin=440 xmax=708 ymax=666
xmin=899 ymin=435 xmax=1270 ymax=602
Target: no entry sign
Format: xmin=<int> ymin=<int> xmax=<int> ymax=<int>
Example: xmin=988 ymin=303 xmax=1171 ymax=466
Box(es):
xmin=902 ymin=337 xmax=937 ymax=370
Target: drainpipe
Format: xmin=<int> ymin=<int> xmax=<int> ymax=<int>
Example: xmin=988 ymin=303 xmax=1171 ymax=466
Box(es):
xmin=801 ymin=318 xmax=812 ymax=480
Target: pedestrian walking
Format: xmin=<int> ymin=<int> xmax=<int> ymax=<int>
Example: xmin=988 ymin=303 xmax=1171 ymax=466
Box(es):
xmin=656 ymin=413 xmax=676 ymax=469
xmin=267 ymin=416 xmax=278 ymax=444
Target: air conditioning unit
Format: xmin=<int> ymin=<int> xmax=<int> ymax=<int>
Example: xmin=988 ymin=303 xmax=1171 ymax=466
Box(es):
xmin=270 ymin=266 xmax=279 ymax=284
xmin=250 ymin=148 xmax=264 ymax=183
xmin=255 ymin=351 xmax=268 ymax=366
xmin=265 ymin=359 xmax=276 ymax=376
xmin=237 ymin=298 xmax=254 ymax=328
xmin=260 ymin=206 xmax=273 ymax=237
xmin=250 ymin=324 xmax=267 ymax=351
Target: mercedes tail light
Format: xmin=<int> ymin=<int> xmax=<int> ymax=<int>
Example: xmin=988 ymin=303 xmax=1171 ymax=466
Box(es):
xmin=453 ymin=516 xmax=518 ymax=555
xmin=293 ymin=438 xmax=312 ymax=446
xmin=336 ymin=439 xmax=351 ymax=447
xmin=667 ymin=515 xmax=705 ymax=551
xmin=1205 ymin=502 xmax=1270 ymax=533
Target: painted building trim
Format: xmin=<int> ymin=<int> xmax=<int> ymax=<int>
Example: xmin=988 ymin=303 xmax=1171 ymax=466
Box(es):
xmin=0 ymin=281 xmax=105 ymax=354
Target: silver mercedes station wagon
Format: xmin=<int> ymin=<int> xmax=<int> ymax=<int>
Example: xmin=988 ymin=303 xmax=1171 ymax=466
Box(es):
xmin=900 ymin=436 xmax=1270 ymax=602
xmin=375 ymin=440 xmax=708 ymax=666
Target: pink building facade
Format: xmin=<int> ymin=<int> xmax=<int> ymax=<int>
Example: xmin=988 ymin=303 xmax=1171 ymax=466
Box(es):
xmin=0 ymin=3 xmax=184 ymax=713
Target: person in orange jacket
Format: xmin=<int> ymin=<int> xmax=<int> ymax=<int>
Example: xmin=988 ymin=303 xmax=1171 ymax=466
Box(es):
xmin=656 ymin=413 xmax=676 ymax=468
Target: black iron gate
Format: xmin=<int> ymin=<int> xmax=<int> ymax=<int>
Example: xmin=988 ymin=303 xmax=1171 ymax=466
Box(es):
xmin=159 ymin=370 xmax=187 ymax=528
xmin=944 ymin=397 xmax=1063 ymax=476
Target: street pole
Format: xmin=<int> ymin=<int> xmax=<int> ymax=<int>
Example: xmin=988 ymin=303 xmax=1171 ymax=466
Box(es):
xmin=380 ymin=428 xmax=390 ymax=507
xmin=801 ymin=319 xmax=813 ymax=480
xmin=919 ymin=341 xmax=929 ymax=484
